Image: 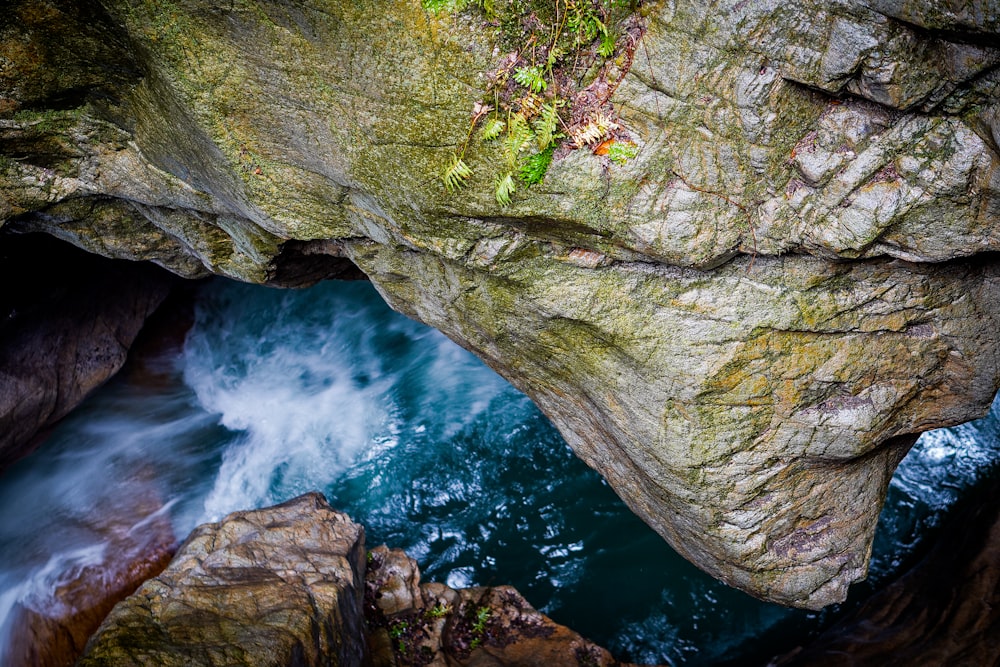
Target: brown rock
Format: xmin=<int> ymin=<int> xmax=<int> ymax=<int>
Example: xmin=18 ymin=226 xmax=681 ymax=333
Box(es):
xmin=365 ymin=546 xmax=649 ymax=667
xmin=77 ymin=492 xmax=368 ymax=667
xmin=0 ymin=233 xmax=176 ymax=472
xmin=6 ymin=483 xmax=176 ymax=667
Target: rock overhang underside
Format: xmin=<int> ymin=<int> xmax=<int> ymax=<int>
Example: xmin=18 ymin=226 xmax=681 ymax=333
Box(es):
xmin=2 ymin=0 xmax=999 ymax=609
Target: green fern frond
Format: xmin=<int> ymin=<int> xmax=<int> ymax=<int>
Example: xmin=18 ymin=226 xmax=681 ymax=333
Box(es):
xmin=495 ymin=172 xmax=516 ymax=206
xmin=421 ymin=0 xmax=483 ymax=14
xmin=480 ymin=116 xmax=505 ymax=141
xmin=546 ymin=45 xmax=566 ymax=68
xmin=598 ymin=31 xmax=617 ymax=57
xmin=532 ymin=102 xmax=561 ymax=149
xmin=588 ymin=15 xmax=608 ymax=40
xmin=503 ymin=112 xmax=534 ymax=161
xmin=519 ymin=145 xmax=554 ymax=185
xmin=513 ymin=65 xmax=547 ymax=93
xmin=421 ymin=0 xmax=454 ymax=13
xmin=442 ymin=156 xmax=473 ymax=190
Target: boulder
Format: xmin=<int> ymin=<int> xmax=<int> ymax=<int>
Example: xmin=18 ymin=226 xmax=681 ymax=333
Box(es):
xmin=3 ymin=0 xmax=1000 ymax=607
xmin=76 ymin=492 xmax=368 ymax=667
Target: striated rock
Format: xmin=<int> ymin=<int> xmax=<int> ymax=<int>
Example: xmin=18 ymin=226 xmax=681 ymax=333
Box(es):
xmin=77 ymin=492 xmax=368 ymax=667
xmin=0 ymin=233 xmax=175 ymax=472
xmin=365 ymin=545 xmax=643 ymax=667
xmin=770 ymin=477 xmax=1000 ymax=667
xmin=3 ymin=0 xmax=1000 ymax=607
xmin=6 ymin=481 xmax=176 ymax=667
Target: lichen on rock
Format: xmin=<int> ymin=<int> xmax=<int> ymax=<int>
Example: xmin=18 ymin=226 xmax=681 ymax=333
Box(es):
xmin=2 ymin=0 xmax=1000 ymax=609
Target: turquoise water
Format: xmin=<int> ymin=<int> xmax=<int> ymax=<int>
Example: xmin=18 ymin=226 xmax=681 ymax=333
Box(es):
xmin=1 ymin=278 xmax=999 ymax=665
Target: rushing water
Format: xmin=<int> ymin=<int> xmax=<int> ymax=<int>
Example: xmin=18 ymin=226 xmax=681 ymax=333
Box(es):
xmin=2 ymin=278 xmax=1000 ymax=665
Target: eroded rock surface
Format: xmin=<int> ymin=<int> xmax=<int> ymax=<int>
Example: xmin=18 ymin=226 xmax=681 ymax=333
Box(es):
xmin=3 ymin=0 xmax=1000 ymax=607
xmin=5 ymin=483 xmax=176 ymax=667
xmin=77 ymin=492 xmax=368 ymax=667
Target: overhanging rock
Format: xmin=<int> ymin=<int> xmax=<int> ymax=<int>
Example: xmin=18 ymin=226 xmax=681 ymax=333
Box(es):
xmin=2 ymin=0 xmax=999 ymax=608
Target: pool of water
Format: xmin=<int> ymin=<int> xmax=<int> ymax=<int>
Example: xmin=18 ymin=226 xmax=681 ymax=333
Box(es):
xmin=1 ymin=278 xmax=998 ymax=665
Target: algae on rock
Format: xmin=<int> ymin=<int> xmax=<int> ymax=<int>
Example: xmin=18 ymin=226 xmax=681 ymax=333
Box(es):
xmin=2 ymin=0 xmax=1000 ymax=608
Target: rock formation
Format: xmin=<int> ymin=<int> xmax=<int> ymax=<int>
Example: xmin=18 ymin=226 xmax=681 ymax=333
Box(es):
xmin=2 ymin=0 xmax=1000 ymax=608
xmin=77 ymin=492 xmax=369 ymax=667
xmin=0 ymin=233 xmax=175 ymax=471
xmin=365 ymin=545 xmax=640 ymax=667
xmin=771 ymin=476 xmax=1000 ymax=666
xmin=77 ymin=493 xmax=637 ymax=667
xmin=5 ymin=481 xmax=176 ymax=667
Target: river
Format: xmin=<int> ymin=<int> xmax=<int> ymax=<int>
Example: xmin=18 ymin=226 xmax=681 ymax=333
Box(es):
xmin=1 ymin=277 xmax=998 ymax=665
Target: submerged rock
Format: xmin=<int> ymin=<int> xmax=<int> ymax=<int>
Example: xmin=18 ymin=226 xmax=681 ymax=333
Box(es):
xmin=77 ymin=493 xmax=368 ymax=667
xmin=3 ymin=0 xmax=1000 ymax=607
xmin=5 ymin=481 xmax=176 ymax=667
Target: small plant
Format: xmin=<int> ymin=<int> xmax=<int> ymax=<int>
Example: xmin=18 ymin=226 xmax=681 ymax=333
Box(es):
xmin=421 ymin=0 xmax=497 ymax=17
xmin=495 ymin=172 xmax=516 ymax=205
xmin=520 ymin=145 xmax=554 ymax=184
xmin=606 ymin=139 xmax=639 ymax=165
xmin=513 ymin=65 xmax=547 ymax=93
xmin=428 ymin=0 xmax=643 ymax=205
xmin=443 ymin=156 xmax=474 ymax=190
xmin=468 ymin=605 xmax=491 ymax=648
xmin=388 ymin=619 xmax=410 ymax=655
xmin=472 ymin=606 xmax=491 ymax=634
xmin=424 ymin=602 xmax=453 ymax=619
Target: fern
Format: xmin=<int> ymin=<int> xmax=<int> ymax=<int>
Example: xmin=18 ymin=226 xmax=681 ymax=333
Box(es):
xmin=495 ymin=172 xmax=516 ymax=205
xmin=421 ymin=0 xmax=494 ymax=16
xmin=517 ymin=93 xmax=544 ymax=118
xmin=569 ymin=112 xmax=619 ymax=147
xmin=598 ymin=31 xmax=616 ymax=57
xmin=532 ymin=102 xmax=561 ymax=150
xmin=442 ymin=156 xmax=473 ymax=190
xmin=421 ymin=0 xmax=459 ymax=13
xmin=514 ymin=65 xmax=547 ymax=93
xmin=520 ymin=145 xmax=555 ymax=185
xmin=504 ymin=112 xmax=534 ymax=160
xmin=480 ymin=116 xmax=505 ymax=141
xmin=566 ymin=2 xmax=607 ymax=45
xmin=546 ymin=44 xmax=566 ymax=68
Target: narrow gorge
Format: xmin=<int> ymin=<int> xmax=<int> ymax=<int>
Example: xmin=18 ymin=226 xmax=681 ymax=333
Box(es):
xmin=2 ymin=0 xmax=1000 ymax=664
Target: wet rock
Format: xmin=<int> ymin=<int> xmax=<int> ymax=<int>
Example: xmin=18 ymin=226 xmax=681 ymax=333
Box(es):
xmin=365 ymin=546 xmax=645 ymax=667
xmin=0 ymin=233 xmax=175 ymax=472
xmin=77 ymin=492 xmax=368 ymax=667
xmin=3 ymin=0 xmax=1000 ymax=607
xmin=5 ymin=483 xmax=176 ymax=667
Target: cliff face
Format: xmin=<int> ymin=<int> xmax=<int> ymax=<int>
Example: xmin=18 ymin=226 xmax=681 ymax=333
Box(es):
xmin=2 ymin=0 xmax=999 ymax=609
